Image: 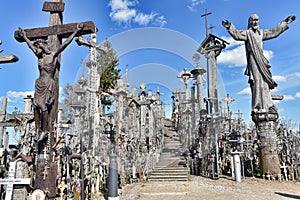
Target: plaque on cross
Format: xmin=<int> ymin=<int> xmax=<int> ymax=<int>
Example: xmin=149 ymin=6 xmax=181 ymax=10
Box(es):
xmin=0 ymin=161 xmax=31 ymax=200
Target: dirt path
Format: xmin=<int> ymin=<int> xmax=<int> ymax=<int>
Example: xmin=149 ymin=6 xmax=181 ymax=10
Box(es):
xmin=119 ymin=175 xmax=300 ymax=200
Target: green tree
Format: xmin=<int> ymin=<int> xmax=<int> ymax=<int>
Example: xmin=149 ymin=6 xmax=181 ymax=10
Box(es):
xmin=59 ymin=40 xmax=120 ymax=119
xmin=96 ymin=40 xmax=121 ymax=111
xmin=60 ymin=83 xmax=75 ymax=122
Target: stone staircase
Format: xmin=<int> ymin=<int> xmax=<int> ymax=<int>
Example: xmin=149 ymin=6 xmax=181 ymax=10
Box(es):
xmin=148 ymin=119 xmax=188 ymax=182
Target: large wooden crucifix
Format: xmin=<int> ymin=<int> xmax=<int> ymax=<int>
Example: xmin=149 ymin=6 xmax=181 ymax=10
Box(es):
xmin=14 ymin=1 xmax=97 ymax=198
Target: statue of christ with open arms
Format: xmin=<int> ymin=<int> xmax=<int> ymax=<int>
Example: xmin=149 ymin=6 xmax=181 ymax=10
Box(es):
xmin=222 ymin=14 xmax=295 ymax=114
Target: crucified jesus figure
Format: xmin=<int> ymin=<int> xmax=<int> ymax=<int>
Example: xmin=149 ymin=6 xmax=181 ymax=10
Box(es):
xmin=18 ymin=23 xmax=84 ymax=142
xmin=222 ymin=14 xmax=295 ymax=114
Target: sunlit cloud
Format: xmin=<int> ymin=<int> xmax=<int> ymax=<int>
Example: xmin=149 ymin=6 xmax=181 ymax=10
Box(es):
xmin=6 ymin=90 xmax=34 ymax=103
xmin=153 ymin=15 xmax=167 ymax=27
xmin=108 ymin=0 xmax=167 ymax=27
xmin=288 ymin=72 xmax=300 ymax=78
xmin=237 ymin=87 xmax=251 ymax=95
xmin=187 ymin=0 xmax=206 ymax=12
xmin=274 ymin=72 xmax=300 ymax=93
xmin=283 ymin=95 xmax=295 ymax=101
xmin=273 ymin=75 xmax=287 ymax=82
xmin=220 ymin=36 xmax=243 ymax=48
xmin=219 ymin=45 xmax=247 ymax=67
xmin=133 ymin=12 xmax=156 ymax=25
xmin=109 ymin=0 xmax=137 ymax=11
xmin=110 ymin=8 xmax=137 ymax=24
xmin=219 ymin=38 xmax=273 ymax=67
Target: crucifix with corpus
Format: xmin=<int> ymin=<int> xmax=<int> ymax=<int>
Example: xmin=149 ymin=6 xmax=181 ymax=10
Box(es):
xmin=14 ymin=1 xmax=97 ymax=198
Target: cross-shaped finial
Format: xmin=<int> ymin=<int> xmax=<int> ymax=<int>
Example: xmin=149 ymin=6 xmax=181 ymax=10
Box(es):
xmin=208 ymin=24 xmax=216 ymax=34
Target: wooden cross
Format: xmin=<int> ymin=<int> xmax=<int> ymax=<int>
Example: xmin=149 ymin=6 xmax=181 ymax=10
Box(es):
xmin=0 ymin=161 xmax=31 ymax=200
xmin=14 ymin=1 xmax=97 ymax=198
xmin=208 ymin=24 xmax=216 ymax=34
xmin=235 ymin=110 xmax=243 ymax=121
xmin=280 ymin=162 xmax=289 ymax=181
xmin=0 ymin=40 xmax=18 ymax=65
xmin=201 ymin=9 xmax=212 ymax=37
xmin=14 ymin=1 xmax=97 ymax=132
xmin=0 ymin=54 xmax=18 ymax=64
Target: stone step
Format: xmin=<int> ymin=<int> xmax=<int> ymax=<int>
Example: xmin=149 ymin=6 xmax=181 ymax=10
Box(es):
xmin=149 ymin=175 xmax=188 ymax=182
xmin=152 ymin=167 xmax=187 ymax=171
xmin=153 ymin=167 xmax=187 ymax=170
xmin=156 ymin=161 xmax=185 ymax=167
xmin=150 ymin=172 xmax=187 ymax=176
xmin=148 ymin=177 xmax=188 ymax=182
xmin=150 ymin=173 xmax=187 ymax=178
xmin=157 ymin=158 xmax=186 ymax=162
xmin=149 ymin=123 xmax=188 ymax=182
xmin=149 ymin=173 xmax=187 ymax=177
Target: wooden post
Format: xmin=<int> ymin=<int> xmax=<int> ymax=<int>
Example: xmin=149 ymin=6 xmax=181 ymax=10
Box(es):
xmin=0 ymin=98 xmax=7 ymax=148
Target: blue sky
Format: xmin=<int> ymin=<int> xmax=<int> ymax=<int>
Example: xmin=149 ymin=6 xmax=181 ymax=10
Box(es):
xmin=0 ymin=0 xmax=300 ymax=128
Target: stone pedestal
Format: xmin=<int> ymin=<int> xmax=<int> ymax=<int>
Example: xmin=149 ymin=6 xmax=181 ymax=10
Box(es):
xmin=252 ymin=111 xmax=280 ymax=176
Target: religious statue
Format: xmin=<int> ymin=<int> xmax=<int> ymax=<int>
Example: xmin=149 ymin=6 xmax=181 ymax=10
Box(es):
xmin=222 ymin=14 xmax=295 ymax=114
xmin=18 ymin=23 xmax=84 ymax=142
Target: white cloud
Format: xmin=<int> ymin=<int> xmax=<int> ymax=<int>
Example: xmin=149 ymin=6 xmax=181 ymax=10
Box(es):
xmin=237 ymin=87 xmax=251 ymax=95
xmin=263 ymin=50 xmax=273 ymax=61
xmin=133 ymin=12 xmax=156 ymax=26
xmin=219 ymin=41 xmax=273 ymax=67
xmin=283 ymin=95 xmax=295 ymax=101
xmin=108 ymin=0 xmax=166 ymax=27
xmin=5 ymin=90 xmax=34 ymax=103
xmin=273 ymin=75 xmax=287 ymax=82
xmin=290 ymin=72 xmax=300 ymax=77
xmin=110 ymin=8 xmax=137 ymax=23
xmin=220 ymin=36 xmax=244 ymax=48
xmin=109 ymin=0 xmax=137 ymax=11
xmin=295 ymin=92 xmax=300 ymax=98
xmin=219 ymin=45 xmax=246 ymax=67
xmin=109 ymin=0 xmax=137 ymax=24
xmin=153 ymin=15 xmax=167 ymax=27
xmin=274 ymin=72 xmax=300 ymax=92
xmin=188 ymin=0 xmax=206 ymax=12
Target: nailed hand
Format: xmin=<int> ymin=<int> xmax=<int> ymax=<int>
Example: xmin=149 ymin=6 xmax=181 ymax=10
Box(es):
xmin=77 ymin=23 xmax=84 ymax=30
xmin=18 ymin=27 xmax=25 ymax=38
